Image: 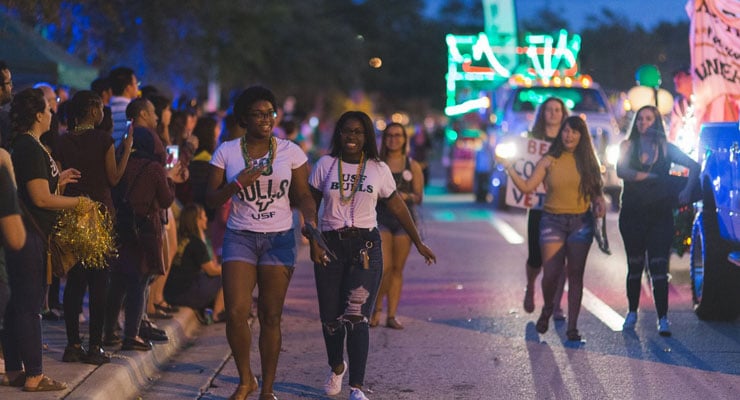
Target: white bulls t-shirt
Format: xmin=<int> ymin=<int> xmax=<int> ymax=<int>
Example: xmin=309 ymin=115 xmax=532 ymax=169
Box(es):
xmin=309 ymin=155 xmax=396 ymax=231
xmin=211 ymin=137 xmax=307 ymax=232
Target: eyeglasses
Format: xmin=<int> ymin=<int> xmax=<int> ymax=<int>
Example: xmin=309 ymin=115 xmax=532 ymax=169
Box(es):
xmin=1 ymin=80 xmax=11 ymax=87
xmin=340 ymin=128 xmax=365 ymax=136
xmin=386 ymin=134 xmax=404 ymax=139
xmin=248 ymin=110 xmax=277 ymax=120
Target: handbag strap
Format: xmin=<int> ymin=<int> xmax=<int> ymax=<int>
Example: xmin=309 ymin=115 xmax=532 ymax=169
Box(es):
xmin=17 ymin=197 xmax=47 ymax=240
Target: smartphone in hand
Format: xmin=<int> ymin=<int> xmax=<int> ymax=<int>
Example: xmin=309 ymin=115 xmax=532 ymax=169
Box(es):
xmin=165 ymin=145 xmax=179 ymax=169
xmin=124 ymin=120 xmax=132 ymax=139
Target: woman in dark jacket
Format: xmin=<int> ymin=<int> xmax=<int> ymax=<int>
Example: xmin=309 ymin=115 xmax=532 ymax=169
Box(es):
xmin=617 ymin=105 xmax=700 ymax=337
xmin=104 ymin=107 xmax=186 ymax=351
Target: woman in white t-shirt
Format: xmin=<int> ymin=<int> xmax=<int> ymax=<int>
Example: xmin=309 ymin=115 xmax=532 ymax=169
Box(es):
xmin=308 ymin=111 xmax=435 ymax=400
xmin=205 ymin=86 xmax=317 ymax=400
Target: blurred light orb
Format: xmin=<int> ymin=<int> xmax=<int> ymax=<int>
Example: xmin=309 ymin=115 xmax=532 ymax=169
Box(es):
xmin=369 ymin=57 xmax=382 ymax=68
xmin=627 ymin=85 xmax=674 ymax=115
xmin=495 ymin=142 xmax=517 ymax=159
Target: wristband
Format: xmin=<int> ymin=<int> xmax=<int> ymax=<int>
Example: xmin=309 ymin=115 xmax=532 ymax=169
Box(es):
xmin=234 ymin=179 xmax=245 ymax=192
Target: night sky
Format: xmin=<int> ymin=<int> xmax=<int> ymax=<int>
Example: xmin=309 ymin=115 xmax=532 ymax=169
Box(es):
xmin=425 ymin=0 xmax=690 ymax=32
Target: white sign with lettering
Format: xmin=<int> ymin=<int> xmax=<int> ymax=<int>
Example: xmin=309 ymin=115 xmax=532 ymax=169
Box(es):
xmin=505 ymin=137 xmax=550 ymax=209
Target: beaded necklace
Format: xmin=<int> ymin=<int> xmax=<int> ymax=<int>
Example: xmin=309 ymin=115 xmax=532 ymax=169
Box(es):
xmin=73 ymin=124 xmax=95 ymax=132
xmin=25 ymin=132 xmax=53 ymax=160
xmin=240 ymin=135 xmax=276 ymax=175
xmin=338 ymin=152 xmax=367 ymax=205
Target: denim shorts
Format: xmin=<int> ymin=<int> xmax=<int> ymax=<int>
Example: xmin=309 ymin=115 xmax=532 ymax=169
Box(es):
xmin=540 ymin=211 xmax=594 ymax=244
xmin=222 ymin=228 xmax=296 ymax=267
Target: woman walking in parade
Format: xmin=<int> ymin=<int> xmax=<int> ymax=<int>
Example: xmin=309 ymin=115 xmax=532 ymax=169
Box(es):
xmin=308 ymin=111 xmax=436 ymax=400
xmin=206 ymin=86 xmax=317 ymax=400
xmin=617 ymin=105 xmax=699 ymax=336
xmin=499 ymin=116 xmax=605 ymax=342
xmin=522 ymin=97 xmax=568 ymax=321
xmin=370 ymin=122 xmax=425 ymax=330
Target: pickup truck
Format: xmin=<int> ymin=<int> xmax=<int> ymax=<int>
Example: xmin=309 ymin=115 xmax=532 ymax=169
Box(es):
xmin=690 ymin=121 xmax=740 ymax=321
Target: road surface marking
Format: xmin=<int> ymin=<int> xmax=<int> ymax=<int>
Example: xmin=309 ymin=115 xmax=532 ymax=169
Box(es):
xmin=581 ymin=287 xmax=625 ymax=331
xmin=488 ymin=215 xmax=525 ymax=244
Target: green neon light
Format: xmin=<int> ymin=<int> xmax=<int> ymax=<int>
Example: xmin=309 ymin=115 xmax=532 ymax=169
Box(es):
xmin=525 ymin=30 xmax=580 ymax=80
xmin=445 ymin=30 xmax=582 ymax=117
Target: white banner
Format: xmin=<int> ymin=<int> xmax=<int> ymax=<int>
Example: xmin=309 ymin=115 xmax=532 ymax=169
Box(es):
xmin=687 ymin=0 xmax=740 ymax=125
xmin=504 ymin=137 xmax=550 ymax=209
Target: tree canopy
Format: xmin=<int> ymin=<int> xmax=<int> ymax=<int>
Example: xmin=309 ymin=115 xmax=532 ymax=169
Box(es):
xmin=0 ymin=1 xmax=690 ymax=117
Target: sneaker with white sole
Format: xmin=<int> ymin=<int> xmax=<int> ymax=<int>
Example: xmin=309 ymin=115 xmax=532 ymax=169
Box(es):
xmin=349 ymin=387 xmax=369 ymax=400
xmin=657 ymin=316 xmax=671 ymax=337
xmin=623 ymin=311 xmax=637 ymax=329
xmin=324 ymin=361 xmax=346 ymax=396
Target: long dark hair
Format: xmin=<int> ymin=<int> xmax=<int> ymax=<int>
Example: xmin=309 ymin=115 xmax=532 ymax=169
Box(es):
xmin=531 ymin=97 xmax=568 ymax=140
xmin=178 ymin=203 xmax=203 ymax=240
xmin=329 ymin=111 xmax=379 ymax=160
xmin=547 ymin=116 xmax=603 ymax=199
xmin=193 ymin=116 xmax=218 ymax=155
xmin=380 ymin=122 xmax=408 ymax=158
xmin=627 ymin=105 xmax=665 ymax=167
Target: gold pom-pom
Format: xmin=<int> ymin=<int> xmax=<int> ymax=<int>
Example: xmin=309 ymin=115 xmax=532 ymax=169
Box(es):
xmin=54 ymin=197 xmax=117 ymax=268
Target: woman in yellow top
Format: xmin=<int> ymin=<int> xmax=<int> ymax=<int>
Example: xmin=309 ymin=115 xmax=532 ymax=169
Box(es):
xmin=499 ymin=116 xmax=606 ymax=341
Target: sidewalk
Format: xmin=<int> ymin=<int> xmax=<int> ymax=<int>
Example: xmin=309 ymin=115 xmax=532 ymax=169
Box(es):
xmin=0 ymin=306 xmax=204 ymax=400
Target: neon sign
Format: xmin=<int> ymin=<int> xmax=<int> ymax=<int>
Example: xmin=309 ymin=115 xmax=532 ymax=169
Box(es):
xmin=445 ymin=29 xmax=582 ymax=116
xmin=525 ymin=30 xmax=580 ymax=82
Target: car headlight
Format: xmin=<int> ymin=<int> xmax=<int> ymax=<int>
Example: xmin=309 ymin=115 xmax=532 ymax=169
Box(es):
xmin=495 ymin=142 xmax=517 ymax=159
xmin=606 ymin=143 xmax=620 ymax=166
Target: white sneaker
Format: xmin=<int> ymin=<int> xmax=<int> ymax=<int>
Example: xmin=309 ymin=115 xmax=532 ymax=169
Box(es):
xmin=658 ymin=317 xmax=671 ymax=337
xmin=349 ymin=387 xmax=369 ymax=400
xmin=324 ymin=361 xmax=346 ymax=396
xmin=623 ymin=312 xmax=637 ymax=329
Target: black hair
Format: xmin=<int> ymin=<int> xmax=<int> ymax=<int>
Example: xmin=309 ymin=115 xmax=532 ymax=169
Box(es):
xmin=193 ymin=116 xmax=218 ymax=154
xmin=627 ymin=105 xmax=665 ymax=142
xmin=10 ymin=88 xmax=45 ymax=134
xmin=329 ymin=111 xmax=379 ymax=159
xmin=147 ymin=94 xmax=171 ymax=123
xmin=68 ymin=90 xmax=103 ymax=131
xmin=126 ymin=98 xmax=151 ymax=120
xmin=233 ymin=86 xmax=277 ymax=129
xmin=108 ymin=66 xmax=135 ymax=96
xmin=90 ymin=77 xmax=111 ymax=95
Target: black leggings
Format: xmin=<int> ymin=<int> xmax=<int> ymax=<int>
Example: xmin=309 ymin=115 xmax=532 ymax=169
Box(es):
xmin=619 ymin=202 xmax=673 ymax=318
xmin=63 ymin=264 xmax=109 ymax=346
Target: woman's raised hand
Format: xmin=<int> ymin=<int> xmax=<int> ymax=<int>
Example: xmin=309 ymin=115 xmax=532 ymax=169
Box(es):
xmin=59 ymin=168 xmax=81 ymax=186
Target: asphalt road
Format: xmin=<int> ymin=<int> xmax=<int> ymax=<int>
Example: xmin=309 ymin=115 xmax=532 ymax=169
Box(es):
xmin=143 ymin=190 xmax=740 ymax=400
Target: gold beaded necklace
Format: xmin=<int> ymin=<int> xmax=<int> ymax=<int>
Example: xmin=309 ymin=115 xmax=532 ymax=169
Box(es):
xmin=337 ymin=152 xmax=366 ymax=205
xmin=240 ymin=135 xmax=276 ymax=175
xmin=73 ymin=124 xmax=95 ymax=132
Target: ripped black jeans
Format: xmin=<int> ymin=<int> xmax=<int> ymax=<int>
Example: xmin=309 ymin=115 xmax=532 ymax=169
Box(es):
xmin=619 ymin=201 xmax=673 ymax=318
xmin=314 ymin=228 xmax=382 ymax=388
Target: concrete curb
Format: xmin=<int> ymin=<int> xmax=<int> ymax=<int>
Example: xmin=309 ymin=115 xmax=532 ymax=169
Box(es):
xmin=65 ymin=308 xmax=202 ymax=400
